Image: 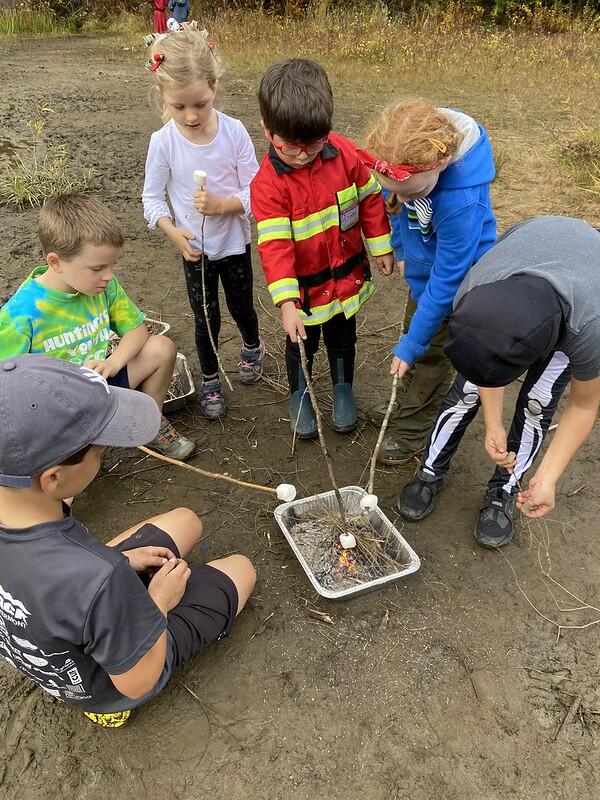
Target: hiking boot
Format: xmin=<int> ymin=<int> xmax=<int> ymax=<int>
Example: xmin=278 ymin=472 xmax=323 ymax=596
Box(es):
xmin=149 ymin=416 xmax=195 ymax=461
xmin=84 ymin=710 xmax=131 ymax=728
xmin=474 ymin=488 xmax=515 ymax=548
xmin=239 ymin=339 xmax=266 ymax=384
xmin=368 ymin=398 xmax=402 ymax=424
xmin=200 ymin=378 xmax=225 ymax=419
xmin=290 ymin=389 xmax=317 ymax=439
xmin=332 ymin=383 xmax=358 ymax=433
xmin=397 ymin=471 xmax=445 ymax=521
xmin=377 ymin=436 xmax=418 ymax=466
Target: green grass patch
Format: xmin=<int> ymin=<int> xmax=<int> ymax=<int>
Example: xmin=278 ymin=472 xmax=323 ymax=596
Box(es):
xmin=0 ymin=8 xmax=74 ymax=36
xmin=0 ymin=106 xmax=94 ymax=209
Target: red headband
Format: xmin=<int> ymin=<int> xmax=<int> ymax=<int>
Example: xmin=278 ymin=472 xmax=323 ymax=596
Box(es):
xmin=356 ymin=148 xmax=441 ymax=183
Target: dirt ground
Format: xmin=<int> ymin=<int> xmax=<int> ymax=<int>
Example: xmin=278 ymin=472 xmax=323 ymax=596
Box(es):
xmin=1 ymin=35 xmax=600 ymax=800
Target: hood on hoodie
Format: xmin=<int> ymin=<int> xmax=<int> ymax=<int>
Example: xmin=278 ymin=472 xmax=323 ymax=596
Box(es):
xmin=436 ymin=108 xmax=495 ymax=190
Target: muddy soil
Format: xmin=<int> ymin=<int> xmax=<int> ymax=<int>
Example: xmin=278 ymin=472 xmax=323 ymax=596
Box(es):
xmin=1 ymin=36 xmax=600 ymax=800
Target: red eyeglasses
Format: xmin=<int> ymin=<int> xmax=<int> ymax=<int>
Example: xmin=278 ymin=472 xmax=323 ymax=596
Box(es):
xmin=268 ymin=133 xmax=328 ymax=158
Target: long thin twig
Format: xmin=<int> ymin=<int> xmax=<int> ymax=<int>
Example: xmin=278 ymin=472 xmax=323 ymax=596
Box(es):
xmin=296 ymin=338 xmax=346 ymax=523
xmin=198 ymin=182 xmax=234 ymax=392
xmin=137 ymin=445 xmax=277 ymax=495
xmin=368 ymin=374 xmax=399 ymax=494
xmin=554 ymin=688 xmax=588 ymax=741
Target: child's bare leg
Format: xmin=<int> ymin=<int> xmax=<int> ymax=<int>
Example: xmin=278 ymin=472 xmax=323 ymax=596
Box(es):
xmin=206 ymin=555 xmax=256 ymax=615
xmin=127 ymin=335 xmax=177 ymax=407
xmin=106 ymin=507 xmax=202 ymax=558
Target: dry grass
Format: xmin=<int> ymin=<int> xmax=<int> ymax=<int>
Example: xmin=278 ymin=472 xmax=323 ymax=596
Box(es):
xmin=560 ymin=123 xmax=600 ymax=196
xmin=2 ymin=3 xmax=600 ymax=222
xmin=196 ymin=5 xmax=600 ymax=228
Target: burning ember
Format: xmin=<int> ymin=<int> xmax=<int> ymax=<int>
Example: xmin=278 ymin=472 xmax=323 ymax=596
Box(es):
xmin=337 ymin=548 xmax=359 ymax=574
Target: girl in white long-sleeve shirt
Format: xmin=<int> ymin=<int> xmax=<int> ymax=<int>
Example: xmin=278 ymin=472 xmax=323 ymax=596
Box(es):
xmin=142 ymin=28 xmax=264 ymax=419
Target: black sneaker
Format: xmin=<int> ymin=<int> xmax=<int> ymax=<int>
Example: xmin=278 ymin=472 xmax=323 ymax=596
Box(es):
xmin=474 ymin=488 xmax=514 ymax=548
xmin=397 ymin=471 xmax=444 ymax=521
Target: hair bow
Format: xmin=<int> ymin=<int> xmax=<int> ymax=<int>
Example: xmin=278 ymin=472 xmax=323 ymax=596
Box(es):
xmin=145 ymin=53 xmax=165 ymax=72
xmin=356 ymin=148 xmax=441 ymax=182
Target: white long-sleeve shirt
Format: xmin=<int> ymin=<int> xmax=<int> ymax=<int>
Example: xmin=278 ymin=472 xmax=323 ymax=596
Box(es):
xmin=142 ymin=111 xmax=259 ymax=260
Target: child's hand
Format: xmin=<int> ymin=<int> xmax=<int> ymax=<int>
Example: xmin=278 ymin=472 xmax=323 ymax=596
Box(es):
xmin=83 ymin=357 xmax=122 ymax=379
xmin=280 ymin=301 xmax=306 ymax=343
xmin=516 ymin=474 xmax=555 ymax=518
xmin=376 ymin=252 xmax=395 ymax=276
xmin=485 ymin=426 xmax=516 ymax=470
xmin=390 ymin=355 xmax=411 ymax=380
xmin=165 ymin=225 xmax=202 ymax=262
xmin=194 ymin=188 xmax=224 ymax=216
xmin=122 ymin=546 xmax=176 ymax=573
xmin=148 ymin=557 xmax=191 ymax=614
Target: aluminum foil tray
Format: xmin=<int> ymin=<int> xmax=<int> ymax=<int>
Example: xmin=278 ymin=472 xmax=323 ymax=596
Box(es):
xmin=274 ymin=485 xmax=420 ymax=600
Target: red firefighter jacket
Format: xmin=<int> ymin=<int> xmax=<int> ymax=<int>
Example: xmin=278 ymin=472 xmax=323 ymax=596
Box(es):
xmin=250 ymin=133 xmax=392 ymax=326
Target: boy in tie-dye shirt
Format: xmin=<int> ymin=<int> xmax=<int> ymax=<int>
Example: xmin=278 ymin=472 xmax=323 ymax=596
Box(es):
xmin=0 ymin=194 xmax=194 ymax=460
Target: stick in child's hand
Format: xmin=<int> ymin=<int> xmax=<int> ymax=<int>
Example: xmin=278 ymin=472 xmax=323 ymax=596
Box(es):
xmin=192 ymin=169 xmax=233 ymax=392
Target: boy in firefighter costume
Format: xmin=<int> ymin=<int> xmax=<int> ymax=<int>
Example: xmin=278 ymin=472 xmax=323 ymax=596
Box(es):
xmin=251 ymin=58 xmax=394 ymax=439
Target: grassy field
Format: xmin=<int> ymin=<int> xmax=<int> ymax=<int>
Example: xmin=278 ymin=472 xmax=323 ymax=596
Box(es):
xmin=2 ymin=4 xmax=600 ymax=218
xmin=1 ymin=12 xmax=600 ymax=799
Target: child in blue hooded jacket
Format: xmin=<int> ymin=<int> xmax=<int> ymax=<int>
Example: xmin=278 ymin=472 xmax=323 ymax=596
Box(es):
xmin=361 ymin=100 xmax=496 ymax=464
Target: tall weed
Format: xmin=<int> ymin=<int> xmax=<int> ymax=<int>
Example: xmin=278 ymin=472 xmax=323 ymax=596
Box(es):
xmin=0 ymin=107 xmax=94 ymax=209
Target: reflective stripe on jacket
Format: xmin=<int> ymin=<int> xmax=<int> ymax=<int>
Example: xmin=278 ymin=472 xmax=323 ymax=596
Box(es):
xmin=250 ymin=132 xmax=392 ymax=325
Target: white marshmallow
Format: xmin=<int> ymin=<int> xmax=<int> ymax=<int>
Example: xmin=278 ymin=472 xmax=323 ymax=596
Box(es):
xmin=360 ymin=493 xmax=379 ymax=512
xmin=339 ymin=532 xmax=357 ymax=549
xmin=276 ymin=483 xmax=297 ymax=502
xmin=193 ymin=170 xmax=207 ymax=187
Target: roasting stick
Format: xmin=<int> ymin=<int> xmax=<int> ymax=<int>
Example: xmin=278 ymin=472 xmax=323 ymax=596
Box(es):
xmin=193 ymin=169 xmax=233 ymax=392
xmin=363 ymin=374 xmax=400 ymax=514
xmin=296 ymin=339 xmax=359 ymax=549
xmin=138 ymin=446 xmax=296 ymax=501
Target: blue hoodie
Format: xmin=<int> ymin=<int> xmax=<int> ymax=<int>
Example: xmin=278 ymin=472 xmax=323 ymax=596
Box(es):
xmin=386 ymin=113 xmax=496 ymax=366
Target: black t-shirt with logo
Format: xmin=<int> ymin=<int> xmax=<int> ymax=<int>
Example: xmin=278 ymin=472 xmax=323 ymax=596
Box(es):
xmin=0 ymin=514 xmax=172 ymax=713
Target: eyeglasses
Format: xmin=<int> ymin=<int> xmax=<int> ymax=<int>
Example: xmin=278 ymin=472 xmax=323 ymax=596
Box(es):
xmin=269 ymin=134 xmax=328 ymax=158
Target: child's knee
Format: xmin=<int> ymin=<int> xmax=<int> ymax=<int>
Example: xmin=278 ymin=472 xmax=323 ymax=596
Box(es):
xmin=232 ymin=554 xmax=256 ymax=585
xmin=210 ymin=554 xmax=256 ymax=600
xmin=230 ymin=554 xmax=256 ymax=599
xmin=173 ymin=506 xmax=203 ymax=541
xmin=145 ymin=334 xmax=177 ymax=366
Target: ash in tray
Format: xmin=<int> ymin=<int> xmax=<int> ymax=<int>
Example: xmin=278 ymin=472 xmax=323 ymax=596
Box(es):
xmin=289 ymin=515 xmax=410 ymax=591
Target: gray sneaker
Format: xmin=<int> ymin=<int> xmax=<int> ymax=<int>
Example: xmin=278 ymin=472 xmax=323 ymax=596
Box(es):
xmin=239 ymin=339 xmax=266 ymax=384
xmin=200 ymin=378 xmax=226 ymax=418
xmin=149 ymin=416 xmax=195 ymax=461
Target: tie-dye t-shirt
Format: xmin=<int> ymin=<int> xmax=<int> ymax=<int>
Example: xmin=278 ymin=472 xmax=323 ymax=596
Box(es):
xmin=0 ymin=266 xmax=145 ymax=364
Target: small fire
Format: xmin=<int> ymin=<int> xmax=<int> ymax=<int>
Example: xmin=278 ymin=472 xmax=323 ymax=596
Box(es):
xmin=338 ymin=548 xmax=359 ymax=574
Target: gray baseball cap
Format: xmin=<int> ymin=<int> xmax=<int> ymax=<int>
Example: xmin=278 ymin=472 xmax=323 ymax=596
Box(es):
xmin=0 ymin=355 xmax=161 ymax=488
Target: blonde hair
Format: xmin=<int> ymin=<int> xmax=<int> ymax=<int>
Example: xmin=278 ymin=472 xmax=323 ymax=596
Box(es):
xmin=150 ymin=29 xmax=223 ymax=123
xmin=365 ymin=100 xmax=464 ymax=168
xmin=39 ymin=194 xmax=123 ymax=259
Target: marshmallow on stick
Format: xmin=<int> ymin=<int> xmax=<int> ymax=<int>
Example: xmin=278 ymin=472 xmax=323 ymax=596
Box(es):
xmin=193 ymin=169 xmax=207 ymax=188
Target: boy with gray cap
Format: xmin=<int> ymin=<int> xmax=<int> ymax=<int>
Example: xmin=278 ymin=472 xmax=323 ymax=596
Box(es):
xmin=0 ymin=355 xmax=255 ymax=727
xmin=397 ymin=216 xmax=600 ymax=547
